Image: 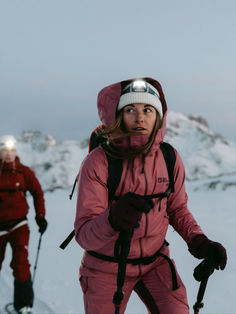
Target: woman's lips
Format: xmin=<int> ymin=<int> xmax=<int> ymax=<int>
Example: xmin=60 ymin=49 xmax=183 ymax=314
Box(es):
xmin=133 ymin=127 xmax=146 ymax=131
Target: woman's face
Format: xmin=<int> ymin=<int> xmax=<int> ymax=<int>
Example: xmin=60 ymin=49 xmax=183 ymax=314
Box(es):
xmin=122 ymin=103 xmax=158 ymax=137
xmin=0 ymin=148 xmax=16 ymax=163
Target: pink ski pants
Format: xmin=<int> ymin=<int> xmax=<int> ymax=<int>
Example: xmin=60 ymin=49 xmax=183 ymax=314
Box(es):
xmin=79 ymin=257 xmax=189 ymax=314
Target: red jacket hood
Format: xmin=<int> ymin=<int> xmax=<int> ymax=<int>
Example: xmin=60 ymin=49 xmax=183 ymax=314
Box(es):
xmin=97 ymin=77 xmax=168 ymax=146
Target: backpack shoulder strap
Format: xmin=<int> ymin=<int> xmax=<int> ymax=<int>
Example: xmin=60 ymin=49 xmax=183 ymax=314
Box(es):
xmin=160 ymin=142 xmax=176 ymax=193
xmin=102 ymin=145 xmax=123 ymax=202
xmin=89 ymin=126 xmax=123 ymax=200
xmin=89 ymin=125 xmax=106 ymax=152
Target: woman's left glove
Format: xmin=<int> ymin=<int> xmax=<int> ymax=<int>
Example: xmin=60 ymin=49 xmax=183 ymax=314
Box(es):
xmin=188 ymin=234 xmax=227 ymax=270
xmin=36 ymin=217 xmax=48 ymax=234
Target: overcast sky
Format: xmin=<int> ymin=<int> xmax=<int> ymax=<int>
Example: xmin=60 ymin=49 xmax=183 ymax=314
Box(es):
xmin=1 ymin=0 xmax=236 ymax=142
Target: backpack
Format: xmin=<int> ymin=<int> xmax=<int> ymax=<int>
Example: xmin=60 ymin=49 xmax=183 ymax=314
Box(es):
xmin=60 ymin=125 xmax=176 ymax=249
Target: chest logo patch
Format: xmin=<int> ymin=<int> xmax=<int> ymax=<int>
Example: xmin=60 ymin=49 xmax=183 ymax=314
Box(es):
xmin=157 ymin=177 xmax=168 ymax=183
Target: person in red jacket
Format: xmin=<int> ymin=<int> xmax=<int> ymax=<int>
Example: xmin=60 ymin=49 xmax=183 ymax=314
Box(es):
xmin=0 ymin=135 xmax=48 ymax=314
xmin=74 ymin=78 xmax=227 ymax=314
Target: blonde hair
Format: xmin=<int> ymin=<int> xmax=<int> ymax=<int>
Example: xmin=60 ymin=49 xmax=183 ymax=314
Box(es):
xmin=97 ymin=109 xmax=162 ymax=159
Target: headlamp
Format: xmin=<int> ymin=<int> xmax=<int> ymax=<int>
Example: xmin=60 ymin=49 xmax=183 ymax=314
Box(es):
xmin=121 ymin=80 xmax=160 ymax=98
xmin=5 ymin=140 xmax=15 ymax=149
xmin=132 ymin=80 xmax=147 ymax=92
xmin=117 ymin=79 xmax=163 ymax=118
xmin=0 ymin=135 xmax=17 ymax=150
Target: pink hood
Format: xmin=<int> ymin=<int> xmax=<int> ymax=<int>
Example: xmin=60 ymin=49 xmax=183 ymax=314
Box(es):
xmin=97 ymin=77 xmax=168 ymax=151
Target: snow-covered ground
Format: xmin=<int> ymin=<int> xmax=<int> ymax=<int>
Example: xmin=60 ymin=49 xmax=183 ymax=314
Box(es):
xmin=1 ymin=178 xmax=235 ymax=314
xmin=1 ymin=113 xmax=236 ymax=313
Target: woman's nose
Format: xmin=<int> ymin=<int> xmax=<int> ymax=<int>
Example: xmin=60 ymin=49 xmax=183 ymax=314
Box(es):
xmin=135 ymin=111 xmax=144 ymax=122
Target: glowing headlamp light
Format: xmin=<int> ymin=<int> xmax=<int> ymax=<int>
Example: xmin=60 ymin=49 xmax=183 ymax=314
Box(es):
xmin=0 ymin=136 xmax=17 ymax=150
xmin=5 ymin=140 xmax=15 ymax=149
xmin=132 ymin=80 xmax=147 ymax=92
xmin=121 ymin=80 xmax=160 ymax=98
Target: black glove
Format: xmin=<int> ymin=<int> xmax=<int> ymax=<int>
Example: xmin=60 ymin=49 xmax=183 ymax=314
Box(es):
xmin=108 ymin=192 xmax=154 ymax=231
xmin=36 ymin=217 xmax=48 ymax=234
xmin=188 ymin=234 xmax=227 ymax=270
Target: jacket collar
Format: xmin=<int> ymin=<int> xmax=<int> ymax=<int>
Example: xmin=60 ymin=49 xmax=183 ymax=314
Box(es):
xmin=0 ymin=156 xmax=21 ymax=172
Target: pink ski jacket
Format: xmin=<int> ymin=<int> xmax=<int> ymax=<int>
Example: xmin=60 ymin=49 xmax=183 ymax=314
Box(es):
xmin=74 ymin=77 xmax=204 ymax=277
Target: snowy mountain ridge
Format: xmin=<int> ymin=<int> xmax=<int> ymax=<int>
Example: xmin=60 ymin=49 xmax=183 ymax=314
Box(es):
xmin=15 ymin=111 xmax=236 ymax=192
xmin=166 ymin=111 xmax=236 ymax=190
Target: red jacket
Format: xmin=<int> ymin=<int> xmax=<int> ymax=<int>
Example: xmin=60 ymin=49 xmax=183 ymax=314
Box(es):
xmin=0 ymin=156 xmax=45 ymax=228
xmin=74 ymin=77 xmax=204 ymax=277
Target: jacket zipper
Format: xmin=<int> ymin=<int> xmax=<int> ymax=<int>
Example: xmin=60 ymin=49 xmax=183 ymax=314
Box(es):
xmin=143 ymin=155 xmax=148 ymax=237
xmin=139 ymin=155 xmax=148 ymax=277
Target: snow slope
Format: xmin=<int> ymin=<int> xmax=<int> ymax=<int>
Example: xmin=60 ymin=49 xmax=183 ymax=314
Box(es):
xmin=1 ymin=182 xmax=235 ymax=314
xmin=1 ymin=112 xmax=236 ymax=313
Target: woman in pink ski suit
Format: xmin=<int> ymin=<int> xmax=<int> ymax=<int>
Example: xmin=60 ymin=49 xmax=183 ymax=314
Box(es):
xmin=74 ymin=77 xmax=227 ymax=314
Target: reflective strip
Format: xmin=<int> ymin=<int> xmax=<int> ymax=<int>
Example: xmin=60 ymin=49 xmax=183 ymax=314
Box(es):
xmin=0 ymin=220 xmax=28 ymax=237
xmin=0 ymin=230 xmax=8 ymax=236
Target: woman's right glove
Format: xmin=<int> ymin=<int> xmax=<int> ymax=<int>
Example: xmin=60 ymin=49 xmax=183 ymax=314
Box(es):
xmin=108 ymin=192 xmax=154 ymax=231
xmin=188 ymin=234 xmax=227 ymax=270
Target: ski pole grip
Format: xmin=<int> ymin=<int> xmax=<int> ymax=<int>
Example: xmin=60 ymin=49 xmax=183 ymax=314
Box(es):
xmin=193 ymin=258 xmax=214 ymax=282
xmin=193 ymin=300 xmax=204 ymax=313
xmin=60 ymin=230 xmax=75 ymax=249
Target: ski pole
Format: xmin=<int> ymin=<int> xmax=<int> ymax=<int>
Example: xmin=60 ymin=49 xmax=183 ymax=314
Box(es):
xmin=193 ymin=258 xmax=214 ymax=314
xmin=32 ymin=233 xmax=43 ymax=285
xmin=193 ymin=275 xmax=209 ymax=314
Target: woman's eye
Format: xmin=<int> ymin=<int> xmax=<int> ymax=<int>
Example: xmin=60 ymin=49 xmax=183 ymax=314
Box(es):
xmin=125 ymin=108 xmax=134 ymax=113
xmin=144 ymin=108 xmax=152 ymax=113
